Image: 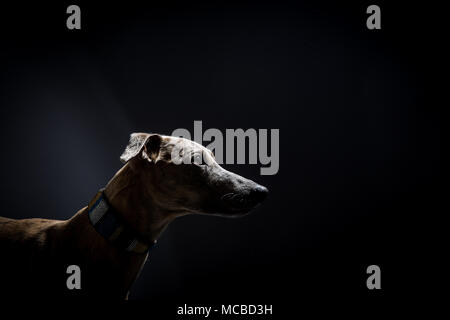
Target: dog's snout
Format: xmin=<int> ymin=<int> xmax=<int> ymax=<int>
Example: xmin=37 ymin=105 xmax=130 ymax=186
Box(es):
xmin=249 ymin=185 xmax=268 ymax=203
xmin=218 ymin=170 xmax=268 ymax=215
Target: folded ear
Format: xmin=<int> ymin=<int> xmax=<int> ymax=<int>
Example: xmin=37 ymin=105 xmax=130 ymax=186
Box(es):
xmin=120 ymin=133 xmax=162 ymax=163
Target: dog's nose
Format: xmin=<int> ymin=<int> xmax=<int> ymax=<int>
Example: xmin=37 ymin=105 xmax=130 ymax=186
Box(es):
xmin=249 ymin=185 xmax=268 ymax=203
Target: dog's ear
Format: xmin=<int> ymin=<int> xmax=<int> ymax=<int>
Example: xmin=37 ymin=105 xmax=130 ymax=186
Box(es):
xmin=120 ymin=133 xmax=162 ymax=163
xmin=143 ymin=134 xmax=163 ymax=163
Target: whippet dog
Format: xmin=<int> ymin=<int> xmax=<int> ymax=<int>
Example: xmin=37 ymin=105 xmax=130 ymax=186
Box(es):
xmin=0 ymin=133 xmax=268 ymax=299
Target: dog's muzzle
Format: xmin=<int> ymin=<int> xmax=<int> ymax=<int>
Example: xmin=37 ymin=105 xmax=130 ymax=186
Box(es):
xmin=221 ymin=185 xmax=268 ymax=214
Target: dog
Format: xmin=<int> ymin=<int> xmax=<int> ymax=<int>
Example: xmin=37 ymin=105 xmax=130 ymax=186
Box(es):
xmin=0 ymin=133 xmax=268 ymax=300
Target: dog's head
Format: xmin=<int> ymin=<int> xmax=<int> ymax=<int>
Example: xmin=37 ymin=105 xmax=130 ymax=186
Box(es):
xmin=120 ymin=133 xmax=268 ymax=217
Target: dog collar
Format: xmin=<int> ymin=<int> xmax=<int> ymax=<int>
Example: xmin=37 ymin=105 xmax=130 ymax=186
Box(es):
xmin=88 ymin=189 xmax=156 ymax=254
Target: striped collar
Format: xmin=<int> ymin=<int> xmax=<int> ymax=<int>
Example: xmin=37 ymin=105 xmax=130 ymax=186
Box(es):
xmin=88 ymin=189 xmax=156 ymax=254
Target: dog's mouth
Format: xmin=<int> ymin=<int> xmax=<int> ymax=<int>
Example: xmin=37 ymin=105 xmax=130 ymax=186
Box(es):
xmin=220 ymin=188 xmax=268 ymax=215
xmin=221 ymin=193 xmax=253 ymax=210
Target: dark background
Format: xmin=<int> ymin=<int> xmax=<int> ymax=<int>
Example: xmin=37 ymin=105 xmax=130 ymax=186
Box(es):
xmin=0 ymin=0 xmax=443 ymax=314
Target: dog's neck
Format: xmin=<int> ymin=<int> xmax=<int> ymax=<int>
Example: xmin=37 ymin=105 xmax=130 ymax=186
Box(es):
xmin=104 ymin=163 xmax=175 ymax=244
xmin=63 ymin=163 xmax=176 ymax=298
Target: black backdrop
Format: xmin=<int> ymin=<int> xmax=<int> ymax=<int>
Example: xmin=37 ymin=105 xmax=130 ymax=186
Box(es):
xmin=0 ymin=0 xmax=443 ymax=314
